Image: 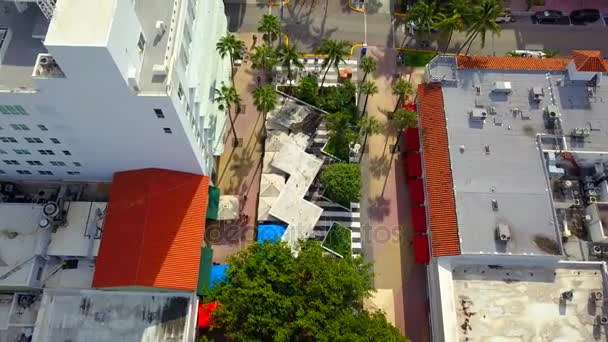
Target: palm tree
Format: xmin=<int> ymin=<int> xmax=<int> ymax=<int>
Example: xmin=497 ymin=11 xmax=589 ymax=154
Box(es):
xmin=405 ymin=0 xmax=439 ymax=41
xmin=459 ymin=0 xmax=502 ymax=55
xmin=360 ymin=56 xmax=377 ymax=83
xmin=392 ymin=108 xmax=418 ymax=153
xmin=214 ymin=82 xmax=242 ymax=147
xmin=436 ymin=12 xmax=463 ymax=53
xmin=359 ymin=81 xmax=378 ymax=117
xmin=251 ymin=45 xmax=278 ymax=82
xmin=391 ymin=79 xmax=413 ymax=113
xmin=358 ymin=116 xmax=382 ymax=162
xmin=253 ymin=85 xmax=278 ymax=132
xmin=317 ymin=39 xmax=351 ymax=89
xmin=258 ymin=14 xmax=281 ymax=46
xmin=216 ymin=33 xmax=246 ymax=83
xmin=277 ymin=44 xmax=304 ymax=83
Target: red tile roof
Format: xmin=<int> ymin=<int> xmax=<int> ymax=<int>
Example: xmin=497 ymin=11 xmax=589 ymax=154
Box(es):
xmin=457 ymin=56 xmax=571 ymax=71
xmin=572 ymin=50 xmax=608 ymax=72
xmin=93 ymin=168 xmax=210 ymax=291
xmin=417 ymin=83 xmax=461 ymax=257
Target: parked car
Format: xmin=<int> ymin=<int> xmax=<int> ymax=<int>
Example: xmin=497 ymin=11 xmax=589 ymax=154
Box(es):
xmin=495 ymin=8 xmax=515 ymax=23
xmin=508 ymin=50 xmax=547 ymax=58
xmin=570 ymin=9 xmax=600 ymax=24
xmin=533 ymin=10 xmax=565 ymax=24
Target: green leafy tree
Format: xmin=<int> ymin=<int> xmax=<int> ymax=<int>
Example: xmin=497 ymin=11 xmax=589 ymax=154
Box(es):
xmin=319 ymin=80 xmax=358 ymax=118
xmin=436 ymin=12 xmax=464 ymax=53
xmin=296 ymin=75 xmax=319 ymax=105
xmin=392 ymin=79 xmax=414 ymax=113
xmin=258 ymin=14 xmax=281 ymax=45
xmin=543 ymin=48 xmax=561 ymax=58
xmin=278 ymin=44 xmax=304 ymax=83
xmin=459 ymin=0 xmax=502 ymax=55
xmin=360 ymin=81 xmax=378 ymax=117
xmin=216 ymin=33 xmax=246 ymax=83
xmin=321 ymin=163 xmax=361 ymax=205
xmin=208 ymin=241 xmax=405 ymax=341
xmin=360 ymin=56 xmax=377 ymax=83
xmin=317 ymin=39 xmax=351 ymax=89
xmin=214 ymin=82 xmax=242 ymax=147
xmin=325 ymin=111 xmax=357 ymax=160
xmin=444 ymin=0 xmax=475 ymax=27
xmin=405 ymin=0 xmax=440 ymax=41
xmin=358 ymin=116 xmax=382 ymax=162
xmin=253 ymin=85 xmax=278 ymax=132
xmin=392 ymin=108 xmax=418 ymax=152
xmin=251 ymin=44 xmax=278 ymax=81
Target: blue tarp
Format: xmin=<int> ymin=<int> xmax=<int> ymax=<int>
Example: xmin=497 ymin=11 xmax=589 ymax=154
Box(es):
xmin=257 ymin=224 xmax=286 ymax=244
xmin=210 ymin=265 xmax=229 ymax=290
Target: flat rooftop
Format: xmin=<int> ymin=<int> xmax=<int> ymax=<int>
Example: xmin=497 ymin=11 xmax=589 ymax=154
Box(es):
xmin=0 ymin=3 xmax=47 ymax=91
xmin=441 ymin=69 xmax=563 ymax=255
xmin=449 ymin=262 xmax=607 ymax=341
xmin=134 ymin=0 xmax=175 ymax=93
xmin=32 ymin=289 xmax=196 ymax=342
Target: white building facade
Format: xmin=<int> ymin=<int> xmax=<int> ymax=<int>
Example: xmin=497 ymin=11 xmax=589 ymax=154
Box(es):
xmin=0 ymin=0 xmax=230 ymax=181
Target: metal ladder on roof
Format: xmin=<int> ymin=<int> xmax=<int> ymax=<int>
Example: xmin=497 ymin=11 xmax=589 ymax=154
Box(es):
xmin=36 ymin=0 xmax=56 ymax=20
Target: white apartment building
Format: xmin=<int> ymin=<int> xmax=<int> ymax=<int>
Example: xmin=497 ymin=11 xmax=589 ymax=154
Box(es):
xmin=0 ymin=0 xmax=230 ymax=181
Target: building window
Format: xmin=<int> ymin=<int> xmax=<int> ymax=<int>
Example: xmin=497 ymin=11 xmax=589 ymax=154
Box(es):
xmin=73 ymin=162 xmax=82 ymax=167
xmin=163 ymin=128 xmax=172 ymax=134
xmin=0 ymin=170 xmax=4 ymax=174
xmin=137 ymin=33 xmax=146 ymax=51
xmin=0 ymin=137 xmax=17 ymax=143
xmin=180 ymin=45 xmax=189 ymax=67
xmin=50 ymin=138 xmax=60 ymax=144
xmin=154 ymin=109 xmax=165 ymax=118
xmin=177 ymin=85 xmax=184 ymax=100
xmin=0 ymin=105 xmax=28 ymax=115
xmin=27 ymin=161 xmax=43 ymax=166
xmin=0 ymin=149 xmax=6 ymax=154
xmin=16 ymin=170 xmax=31 ymax=175
xmin=67 ymin=171 xmax=80 ymax=175
xmin=37 ymin=124 xmax=48 ymax=131
xmin=13 ymin=149 xmax=31 ymax=155
xmin=50 ymin=161 xmax=66 ymax=166
xmin=25 ymin=137 xmax=43 ymax=144
xmin=3 ymin=160 xmax=19 ymax=165
xmin=10 ymin=124 xmax=29 ymax=131
xmin=38 ymin=170 xmax=53 ymax=175
xmin=38 ymin=150 xmax=55 ymax=155
xmin=62 ymin=150 xmax=71 ymax=156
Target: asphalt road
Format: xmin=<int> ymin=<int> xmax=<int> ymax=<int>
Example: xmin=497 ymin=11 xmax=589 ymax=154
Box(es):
xmin=225 ymin=2 xmax=608 ymax=56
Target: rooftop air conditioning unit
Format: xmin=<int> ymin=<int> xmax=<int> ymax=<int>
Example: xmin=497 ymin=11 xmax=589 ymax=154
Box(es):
xmin=599 ymin=316 xmax=608 ymax=325
xmin=38 ymin=218 xmax=51 ymax=230
xmin=545 ymin=104 xmax=559 ymax=119
xmin=592 ymin=245 xmax=603 ymax=257
xmin=593 ymin=291 xmax=604 ymax=301
xmin=496 ymin=223 xmax=511 ymax=242
xmin=43 ymin=202 xmax=59 ymax=217
xmin=492 ymin=81 xmax=512 ymax=94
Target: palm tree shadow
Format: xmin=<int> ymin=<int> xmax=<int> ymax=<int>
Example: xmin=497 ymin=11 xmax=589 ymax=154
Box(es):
xmin=369 ymin=154 xmax=391 ymax=179
xmin=367 ymin=195 xmax=391 ymax=221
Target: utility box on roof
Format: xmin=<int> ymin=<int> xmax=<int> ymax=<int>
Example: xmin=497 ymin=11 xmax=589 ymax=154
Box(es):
xmin=493 ymin=81 xmax=512 ymax=93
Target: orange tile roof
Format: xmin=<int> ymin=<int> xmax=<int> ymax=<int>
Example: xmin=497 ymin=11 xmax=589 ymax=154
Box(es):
xmin=572 ymin=50 xmax=607 ymax=72
xmin=93 ymin=168 xmax=210 ymax=291
xmin=457 ymin=56 xmax=571 ymax=71
xmin=417 ymin=83 xmax=461 ymax=257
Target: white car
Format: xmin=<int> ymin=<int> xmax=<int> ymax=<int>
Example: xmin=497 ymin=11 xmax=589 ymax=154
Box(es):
xmin=495 ymin=14 xmax=515 ymax=23
xmin=509 ymin=50 xmax=547 ymax=58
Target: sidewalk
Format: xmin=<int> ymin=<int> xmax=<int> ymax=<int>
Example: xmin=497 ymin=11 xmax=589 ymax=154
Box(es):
xmin=360 ymin=46 xmax=429 ymax=342
xmin=211 ymin=33 xmax=264 ymax=263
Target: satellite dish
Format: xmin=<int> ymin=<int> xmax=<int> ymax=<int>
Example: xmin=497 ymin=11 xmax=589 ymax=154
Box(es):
xmin=352 ymin=144 xmax=361 ymax=153
xmin=43 ymin=202 xmax=59 ymax=217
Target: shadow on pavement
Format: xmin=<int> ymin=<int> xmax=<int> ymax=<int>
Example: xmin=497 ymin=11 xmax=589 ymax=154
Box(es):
xmin=225 ymin=3 xmax=248 ymax=32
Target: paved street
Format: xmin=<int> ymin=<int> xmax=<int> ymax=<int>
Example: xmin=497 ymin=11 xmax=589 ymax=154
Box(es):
xmin=225 ymin=2 xmax=608 ymax=55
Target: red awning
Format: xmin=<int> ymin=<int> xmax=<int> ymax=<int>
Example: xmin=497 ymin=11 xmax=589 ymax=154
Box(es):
xmin=404 ymin=103 xmax=417 ymax=112
xmin=198 ymin=302 xmax=219 ymax=328
xmin=413 ymin=235 xmax=430 ymax=264
xmin=408 ymin=177 xmax=424 ymax=205
xmin=405 ymin=127 xmax=420 ymax=152
xmin=412 ymin=206 xmax=427 ymax=234
xmin=407 ymin=152 xmax=422 ymax=178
